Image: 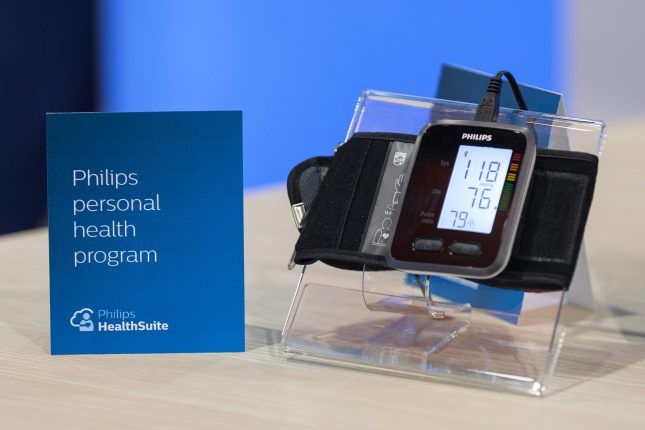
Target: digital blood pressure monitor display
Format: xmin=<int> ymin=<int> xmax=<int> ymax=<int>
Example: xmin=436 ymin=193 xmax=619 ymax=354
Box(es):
xmin=436 ymin=145 xmax=512 ymax=234
xmin=386 ymin=120 xmax=536 ymax=279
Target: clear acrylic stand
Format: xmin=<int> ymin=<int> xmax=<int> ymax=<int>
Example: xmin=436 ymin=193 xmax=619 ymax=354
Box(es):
xmin=282 ymin=90 xmax=606 ymax=396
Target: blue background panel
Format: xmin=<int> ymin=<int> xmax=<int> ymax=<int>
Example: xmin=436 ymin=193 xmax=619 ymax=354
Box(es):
xmin=100 ymin=0 xmax=561 ymax=188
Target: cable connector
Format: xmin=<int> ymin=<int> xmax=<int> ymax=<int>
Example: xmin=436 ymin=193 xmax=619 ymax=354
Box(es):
xmin=474 ymin=70 xmax=528 ymax=123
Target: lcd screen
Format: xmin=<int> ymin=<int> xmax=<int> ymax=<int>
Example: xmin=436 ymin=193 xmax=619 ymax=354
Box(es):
xmin=437 ymin=145 xmax=512 ymax=234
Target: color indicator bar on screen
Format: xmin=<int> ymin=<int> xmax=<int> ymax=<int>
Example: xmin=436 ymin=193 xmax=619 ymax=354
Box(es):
xmin=499 ymin=183 xmax=514 ymax=211
xmin=506 ymin=172 xmax=517 ymax=182
xmin=512 ymin=153 xmax=522 ymax=162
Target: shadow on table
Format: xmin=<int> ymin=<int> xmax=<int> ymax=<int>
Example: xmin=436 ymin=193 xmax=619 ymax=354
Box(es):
xmin=1 ymin=303 xmax=52 ymax=355
xmin=246 ymin=324 xmax=282 ymax=354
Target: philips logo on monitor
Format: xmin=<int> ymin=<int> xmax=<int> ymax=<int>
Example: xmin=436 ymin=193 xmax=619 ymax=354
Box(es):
xmin=461 ymin=133 xmax=492 ymax=141
xmin=70 ymin=307 xmax=169 ymax=333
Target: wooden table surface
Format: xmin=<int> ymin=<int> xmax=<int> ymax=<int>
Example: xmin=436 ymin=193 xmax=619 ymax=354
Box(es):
xmin=1 ymin=117 xmax=645 ymax=429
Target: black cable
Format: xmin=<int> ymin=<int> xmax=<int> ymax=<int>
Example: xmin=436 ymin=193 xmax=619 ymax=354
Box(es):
xmin=474 ymin=70 xmax=528 ymax=122
xmin=496 ymin=71 xmax=528 ymax=110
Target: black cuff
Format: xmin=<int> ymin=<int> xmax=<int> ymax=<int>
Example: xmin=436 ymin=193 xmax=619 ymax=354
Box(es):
xmin=288 ymin=132 xmax=598 ymax=292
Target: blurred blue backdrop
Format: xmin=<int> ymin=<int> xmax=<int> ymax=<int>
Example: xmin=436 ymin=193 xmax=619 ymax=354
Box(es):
xmin=99 ymin=0 xmax=562 ymax=188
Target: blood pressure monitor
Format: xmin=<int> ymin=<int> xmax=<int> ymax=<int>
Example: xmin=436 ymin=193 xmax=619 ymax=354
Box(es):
xmin=286 ymin=121 xmax=597 ymax=291
xmin=285 ymin=70 xmax=598 ymax=291
xmin=386 ymin=120 xmax=536 ymax=278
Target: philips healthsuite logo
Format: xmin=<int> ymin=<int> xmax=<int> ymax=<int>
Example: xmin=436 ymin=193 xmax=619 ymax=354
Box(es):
xmin=70 ymin=308 xmax=169 ymax=333
xmin=461 ymin=133 xmax=492 ymax=141
xmin=70 ymin=308 xmax=95 ymax=331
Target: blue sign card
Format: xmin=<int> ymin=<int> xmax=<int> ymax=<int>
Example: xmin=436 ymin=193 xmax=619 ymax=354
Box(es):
xmin=47 ymin=111 xmax=244 ymax=354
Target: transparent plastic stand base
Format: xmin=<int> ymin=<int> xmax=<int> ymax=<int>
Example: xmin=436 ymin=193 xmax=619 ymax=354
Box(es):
xmin=282 ymin=90 xmax=605 ymax=396
xmin=283 ymin=266 xmax=565 ymax=396
xmin=283 ymin=267 xmax=472 ymax=366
